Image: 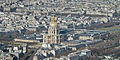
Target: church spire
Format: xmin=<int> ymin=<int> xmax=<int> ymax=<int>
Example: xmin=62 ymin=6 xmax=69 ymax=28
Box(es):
xmin=49 ymin=16 xmax=57 ymax=27
xmin=52 ymin=17 xmax=55 ymax=22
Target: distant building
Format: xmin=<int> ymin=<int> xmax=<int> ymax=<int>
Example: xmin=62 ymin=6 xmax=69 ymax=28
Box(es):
xmin=14 ymin=34 xmax=42 ymax=43
xmin=0 ymin=51 xmax=14 ymax=60
xmin=43 ymin=17 xmax=63 ymax=44
xmin=77 ymin=30 xmax=107 ymax=40
xmin=3 ymin=7 xmax=10 ymax=12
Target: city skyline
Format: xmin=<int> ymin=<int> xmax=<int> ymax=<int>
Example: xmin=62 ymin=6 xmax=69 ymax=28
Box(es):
xmin=0 ymin=0 xmax=120 ymax=60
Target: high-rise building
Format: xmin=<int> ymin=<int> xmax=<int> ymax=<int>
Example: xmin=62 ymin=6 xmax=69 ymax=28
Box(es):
xmin=43 ymin=17 xmax=63 ymax=44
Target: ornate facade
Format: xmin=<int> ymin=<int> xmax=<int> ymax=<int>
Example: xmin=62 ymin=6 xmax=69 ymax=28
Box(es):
xmin=43 ymin=17 xmax=62 ymax=44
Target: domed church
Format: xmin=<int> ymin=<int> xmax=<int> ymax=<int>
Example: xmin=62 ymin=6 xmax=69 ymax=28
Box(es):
xmin=43 ymin=17 xmax=63 ymax=44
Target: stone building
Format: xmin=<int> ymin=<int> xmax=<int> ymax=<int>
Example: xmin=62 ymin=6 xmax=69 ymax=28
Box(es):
xmin=43 ymin=17 xmax=63 ymax=44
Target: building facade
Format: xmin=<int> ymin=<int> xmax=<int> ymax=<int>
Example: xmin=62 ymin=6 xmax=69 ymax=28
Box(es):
xmin=43 ymin=17 xmax=63 ymax=44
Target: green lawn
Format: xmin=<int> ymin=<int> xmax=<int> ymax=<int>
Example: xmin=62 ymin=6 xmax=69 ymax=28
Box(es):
xmin=97 ymin=25 xmax=120 ymax=33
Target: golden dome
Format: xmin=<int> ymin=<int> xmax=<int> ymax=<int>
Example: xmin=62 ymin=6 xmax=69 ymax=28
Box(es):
xmin=49 ymin=17 xmax=57 ymax=27
xmin=52 ymin=17 xmax=55 ymax=22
